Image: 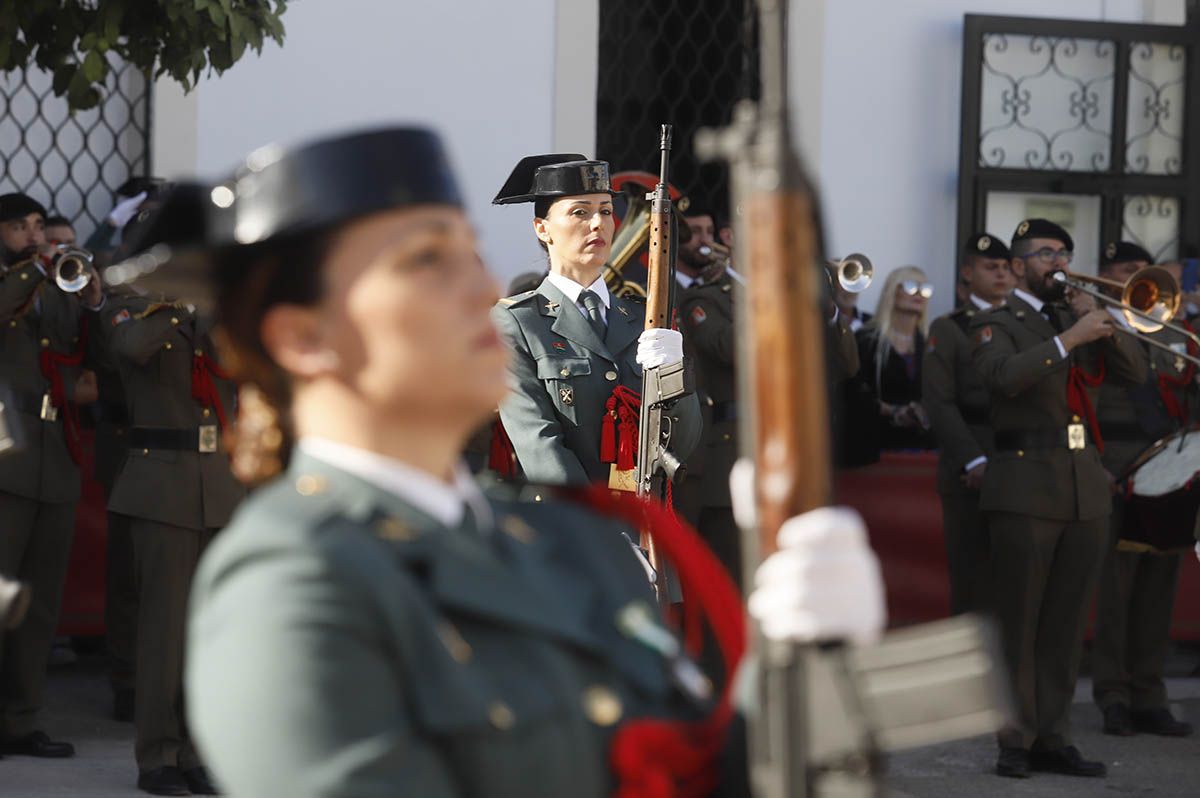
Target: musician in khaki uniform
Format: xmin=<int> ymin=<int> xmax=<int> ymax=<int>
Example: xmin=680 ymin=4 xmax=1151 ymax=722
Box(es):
xmin=1090 ymin=241 xmax=1193 ymax=738
xmin=970 ymin=219 xmax=1148 ymax=780
xmin=0 ymin=193 xmax=100 ymax=758
xmin=99 ymin=279 xmax=244 ymax=795
xmin=923 ymin=233 xmax=1014 ymax=615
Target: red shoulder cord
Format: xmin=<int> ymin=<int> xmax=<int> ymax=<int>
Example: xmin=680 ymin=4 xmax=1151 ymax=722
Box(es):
xmin=191 ymin=350 xmax=232 ymax=428
xmin=1155 ymin=320 xmax=1198 ymax=422
xmin=38 ymin=315 xmax=88 ymax=465
xmin=567 ymin=485 xmax=746 ymax=798
xmin=1067 ymin=356 xmax=1106 ymax=453
xmin=487 ymin=418 xmax=518 ymax=478
xmin=602 ymin=385 xmax=642 ymax=470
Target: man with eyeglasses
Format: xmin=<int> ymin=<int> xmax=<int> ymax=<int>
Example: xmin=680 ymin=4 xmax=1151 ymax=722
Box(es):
xmin=1090 ymin=241 xmax=1193 ymax=740
xmin=923 ymin=233 xmax=1014 ymax=618
xmin=970 ymin=218 xmax=1149 ymax=780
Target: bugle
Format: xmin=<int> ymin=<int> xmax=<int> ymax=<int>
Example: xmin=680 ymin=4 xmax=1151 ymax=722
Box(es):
xmin=52 ymin=246 xmax=95 ymax=294
xmin=828 ymin=253 xmax=873 ymax=294
xmin=1053 ymin=268 xmax=1200 ymax=366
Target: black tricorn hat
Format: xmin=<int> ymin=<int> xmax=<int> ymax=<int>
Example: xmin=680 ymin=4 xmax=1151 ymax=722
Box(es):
xmin=105 ymin=127 xmax=465 ymax=309
xmin=492 ymin=153 xmax=618 ymax=205
xmin=1012 ymin=218 xmax=1074 ymax=251
xmin=964 ymin=232 xmax=1011 ymax=261
xmin=1101 ymin=240 xmax=1153 ymax=266
xmin=0 ymin=192 xmax=47 ymax=223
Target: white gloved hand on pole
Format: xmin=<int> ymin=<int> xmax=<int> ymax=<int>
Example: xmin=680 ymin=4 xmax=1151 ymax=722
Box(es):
xmin=107 ymin=191 xmax=148 ymax=229
xmin=731 ymin=458 xmax=887 ymax=646
xmin=636 ymin=328 xmax=684 ymax=369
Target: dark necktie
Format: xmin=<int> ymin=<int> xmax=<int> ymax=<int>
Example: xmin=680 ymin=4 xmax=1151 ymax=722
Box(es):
xmin=579 ymin=289 xmax=607 ymax=339
xmin=1043 ymin=305 xmax=1064 ymax=333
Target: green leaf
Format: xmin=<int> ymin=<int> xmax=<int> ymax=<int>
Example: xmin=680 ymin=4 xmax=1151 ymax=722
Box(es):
xmin=51 ymin=62 xmax=75 ymax=96
xmin=193 ymin=0 xmax=211 ymax=11
xmin=82 ymin=48 xmax=106 ymax=82
xmin=207 ymin=4 xmax=226 ymax=30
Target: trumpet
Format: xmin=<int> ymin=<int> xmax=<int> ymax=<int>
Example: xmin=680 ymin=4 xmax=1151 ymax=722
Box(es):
xmin=696 ymin=241 xmax=732 ymax=283
xmin=51 ymin=246 xmax=96 ymax=293
xmin=1053 ymin=267 xmax=1200 ymax=366
xmin=827 ymin=252 xmax=873 ymax=293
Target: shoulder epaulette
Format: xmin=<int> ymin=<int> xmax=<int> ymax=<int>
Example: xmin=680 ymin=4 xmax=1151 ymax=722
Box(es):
xmin=497 ymin=289 xmax=538 ymax=307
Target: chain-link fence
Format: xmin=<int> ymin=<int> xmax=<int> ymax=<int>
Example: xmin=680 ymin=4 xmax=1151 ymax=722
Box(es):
xmin=0 ymin=53 xmax=151 ymax=236
xmin=596 ymin=0 xmax=757 ymax=219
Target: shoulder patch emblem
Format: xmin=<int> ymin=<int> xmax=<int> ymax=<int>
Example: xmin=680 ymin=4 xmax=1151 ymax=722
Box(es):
xmin=691 ymin=306 xmax=707 ymax=325
xmin=552 ymin=340 xmax=567 ymax=351
xmin=973 ymin=325 xmax=993 ymax=346
xmin=111 ymin=308 xmax=131 ymax=326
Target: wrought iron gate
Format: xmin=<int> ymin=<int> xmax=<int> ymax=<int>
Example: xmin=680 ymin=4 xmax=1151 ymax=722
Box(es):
xmin=596 ymin=0 xmax=758 ymax=217
xmin=0 ymin=53 xmax=151 ymax=236
xmin=957 ymin=13 xmax=1200 ymax=273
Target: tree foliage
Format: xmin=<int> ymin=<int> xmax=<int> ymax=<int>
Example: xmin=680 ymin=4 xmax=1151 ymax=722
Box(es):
xmin=0 ymin=0 xmax=289 ymax=110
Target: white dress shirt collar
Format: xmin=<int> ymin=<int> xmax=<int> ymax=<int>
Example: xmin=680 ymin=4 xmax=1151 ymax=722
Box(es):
xmin=969 ymin=293 xmax=998 ymax=311
xmin=1012 ymin=287 xmax=1045 ymax=313
xmin=676 ymin=271 xmax=696 ymax=289
xmin=546 ymin=271 xmax=611 ymax=310
xmin=297 ymin=437 xmax=491 ymax=530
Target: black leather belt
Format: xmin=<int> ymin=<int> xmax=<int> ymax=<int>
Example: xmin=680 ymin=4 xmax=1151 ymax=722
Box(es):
xmin=1098 ymin=422 xmax=1147 ymax=442
xmin=711 ymin=400 xmax=737 ymax=424
xmin=995 ymin=428 xmax=1089 ymax=452
xmin=129 ymin=426 xmax=220 ymax=453
xmin=957 ymin=405 xmax=990 ymax=426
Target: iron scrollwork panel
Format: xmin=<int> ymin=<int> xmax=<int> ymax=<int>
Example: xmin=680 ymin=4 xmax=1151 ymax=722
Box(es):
xmin=0 ymin=53 xmax=149 ymax=234
xmin=979 ymin=34 xmax=1114 ymax=171
xmin=1125 ymin=42 xmax=1186 ymax=175
xmin=1122 ymin=195 xmax=1180 ymax=262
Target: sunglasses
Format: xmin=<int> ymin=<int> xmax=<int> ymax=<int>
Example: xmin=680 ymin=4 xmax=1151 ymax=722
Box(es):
xmin=899 ymin=280 xmax=934 ymax=299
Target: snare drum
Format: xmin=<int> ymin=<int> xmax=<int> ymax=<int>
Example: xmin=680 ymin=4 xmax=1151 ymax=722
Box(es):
xmin=1121 ymin=428 xmax=1200 ymax=553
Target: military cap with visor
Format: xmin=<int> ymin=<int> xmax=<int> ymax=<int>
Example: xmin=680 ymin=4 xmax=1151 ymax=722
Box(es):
xmin=0 ymin=192 xmax=48 ymax=224
xmin=1101 ymin=240 xmax=1153 ymax=266
xmin=105 ymin=127 xmax=465 ymax=310
xmin=965 ymin=232 xmax=1011 ymax=262
xmin=492 ymin=153 xmax=620 ymax=205
xmin=1011 ymin=218 xmax=1074 ymax=252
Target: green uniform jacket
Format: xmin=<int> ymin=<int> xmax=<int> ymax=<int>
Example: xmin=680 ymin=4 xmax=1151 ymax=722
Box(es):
xmin=492 ymin=277 xmax=701 ymax=486
xmin=0 ymin=260 xmax=90 ymax=504
xmin=187 ymin=452 xmax=739 ymax=798
xmin=923 ymin=306 xmax=995 ymax=495
xmin=99 ymin=296 xmax=244 ymax=530
xmin=680 ymin=273 xmax=737 ymax=506
xmin=969 ymin=295 xmax=1148 ymax=521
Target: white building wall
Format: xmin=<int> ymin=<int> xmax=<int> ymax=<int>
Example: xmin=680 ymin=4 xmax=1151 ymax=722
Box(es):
xmin=159 ymin=0 xmax=562 ymax=282
xmin=817 ymin=0 xmax=1186 ymax=318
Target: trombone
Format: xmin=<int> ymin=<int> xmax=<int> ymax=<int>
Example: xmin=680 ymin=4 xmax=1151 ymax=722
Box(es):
xmin=1053 ymin=267 xmax=1200 ymax=366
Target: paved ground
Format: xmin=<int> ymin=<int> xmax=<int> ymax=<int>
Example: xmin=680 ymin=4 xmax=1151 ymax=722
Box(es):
xmin=1 ymin=651 xmax=1198 ymax=797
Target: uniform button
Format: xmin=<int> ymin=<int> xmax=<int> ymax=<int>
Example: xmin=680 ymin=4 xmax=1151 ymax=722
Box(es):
xmin=488 ymin=701 xmax=516 ymax=731
xmin=163 ymin=342 xmax=173 ymax=350
xmin=533 ymin=494 xmax=543 ymax=502
xmin=9 ymin=320 xmax=16 ymax=328
xmin=722 ymin=433 xmax=732 ymax=441
xmin=1071 ymin=415 xmax=1080 ymax=422
xmin=1044 ymin=359 xmax=1052 ymax=365
xmin=375 ymin=517 xmax=416 ymax=541
xmin=1017 ymin=450 xmax=1025 ymax=458
xmin=605 ymin=370 xmax=618 ymax=381
xmin=195 ymin=348 xmax=204 ymax=356
xmin=19 ymin=272 xmax=28 ymax=280
xmin=438 ymin=621 xmax=473 ymax=664
xmin=582 ymin=685 xmax=623 ymax=727
xmin=295 ymin=474 xmax=328 ymax=496
xmin=560 ymin=368 xmax=569 ymax=377
xmin=141 ymin=448 xmax=150 ymax=456
xmin=170 ymin=317 xmax=179 ymax=326
xmin=202 ymin=408 xmax=211 ymax=418
xmin=40 ymin=338 xmax=49 ymax=347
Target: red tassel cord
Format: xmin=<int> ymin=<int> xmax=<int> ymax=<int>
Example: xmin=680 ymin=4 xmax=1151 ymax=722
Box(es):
xmin=1156 ymin=321 xmax=1198 ymax=423
xmin=38 ymin=316 xmax=89 ymax=465
xmin=191 ymin=350 xmax=232 ymax=428
xmin=566 ymin=486 xmax=746 ymax=798
xmin=602 ymin=385 xmax=643 ymax=471
xmin=1066 ymin=357 xmax=1106 ymax=453
xmin=488 ymin=418 xmax=518 ymax=478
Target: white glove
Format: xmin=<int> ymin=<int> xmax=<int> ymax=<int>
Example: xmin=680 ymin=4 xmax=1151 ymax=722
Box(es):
xmin=636 ymin=327 xmax=684 ymax=369
xmin=107 ymin=191 xmax=148 ymax=228
xmin=1194 ymin=541 xmax=1199 ymax=563
xmin=749 ymin=507 xmax=886 ymax=645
